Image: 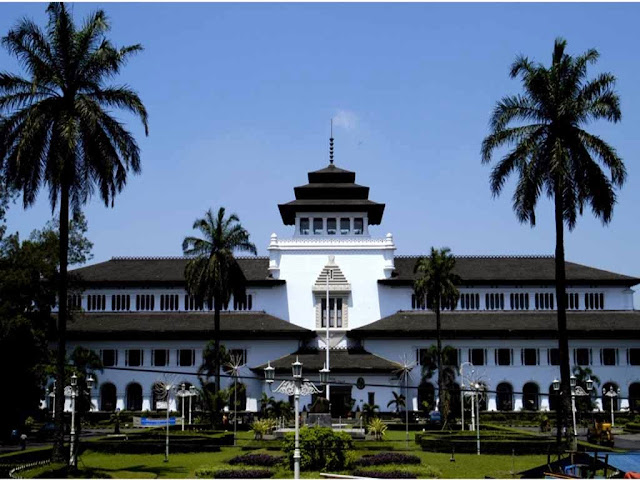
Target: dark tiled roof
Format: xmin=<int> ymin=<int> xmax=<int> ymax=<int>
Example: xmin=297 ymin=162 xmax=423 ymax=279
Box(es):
xmin=66 ymin=312 xmax=313 ymax=340
xmin=253 ymin=349 xmax=402 ymax=373
xmin=380 ymin=256 xmax=639 ymax=286
xmin=279 ymin=163 xmax=385 ymax=225
xmin=349 ymin=310 xmax=640 ymax=339
xmin=278 ymin=199 xmax=385 ymax=225
xmin=70 ymin=257 xmax=283 ymax=287
xmin=307 ymin=164 xmax=356 ymax=183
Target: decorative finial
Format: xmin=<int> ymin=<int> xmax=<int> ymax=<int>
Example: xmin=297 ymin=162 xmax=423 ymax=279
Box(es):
xmin=329 ymin=119 xmax=334 ymax=164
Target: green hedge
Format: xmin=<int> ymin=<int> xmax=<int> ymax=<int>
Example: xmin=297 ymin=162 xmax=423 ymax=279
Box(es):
xmin=83 ymin=435 xmax=226 ymax=454
xmin=420 ymin=436 xmax=555 ymax=454
xmin=624 ymin=422 xmax=640 ymax=433
xmin=0 ymin=447 xmax=53 ymax=465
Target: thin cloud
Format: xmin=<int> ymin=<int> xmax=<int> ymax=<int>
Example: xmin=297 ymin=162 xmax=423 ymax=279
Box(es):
xmin=333 ymin=110 xmax=358 ymax=131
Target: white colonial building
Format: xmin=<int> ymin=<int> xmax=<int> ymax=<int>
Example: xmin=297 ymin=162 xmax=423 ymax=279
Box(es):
xmin=56 ymin=158 xmax=640 ymax=418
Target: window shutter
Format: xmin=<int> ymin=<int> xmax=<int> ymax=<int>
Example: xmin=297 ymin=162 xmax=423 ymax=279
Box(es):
xmin=125 ymin=350 xmax=129 ymax=366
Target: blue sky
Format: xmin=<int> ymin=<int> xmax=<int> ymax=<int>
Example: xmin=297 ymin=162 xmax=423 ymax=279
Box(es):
xmin=1 ymin=3 xmax=639 ymax=302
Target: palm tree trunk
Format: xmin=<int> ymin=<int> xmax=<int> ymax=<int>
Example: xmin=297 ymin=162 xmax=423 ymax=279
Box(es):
xmin=554 ymin=186 xmax=573 ymax=451
xmin=52 ymin=183 xmax=70 ymax=463
xmin=436 ymin=298 xmax=443 ymax=418
xmin=214 ymin=299 xmax=221 ymax=395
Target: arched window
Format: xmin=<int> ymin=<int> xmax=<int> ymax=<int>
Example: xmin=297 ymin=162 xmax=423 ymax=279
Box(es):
xmin=548 ymin=384 xmax=560 ymax=411
xmin=523 ymin=382 xmax=539 ymax=411
xmin=496 ymin=382 xmax=513 ymax=411
xmin=126 ymin=383 xmax=143 ymax=411
xmin=601 ymin=382 xmax=620 ymax=412
xmin=629 ymin=383 xmax=640 ymax=413
xmin=417 ymin=382 xmax=435 ymax=412
xmin=100 ymin=383 xmax=117 ymax=411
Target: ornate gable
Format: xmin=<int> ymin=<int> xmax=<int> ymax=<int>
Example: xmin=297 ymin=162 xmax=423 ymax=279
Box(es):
xmin=312 ymin=256 xmax=351 ymax=292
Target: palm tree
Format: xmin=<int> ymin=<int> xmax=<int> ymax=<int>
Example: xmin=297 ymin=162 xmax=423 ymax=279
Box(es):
xmin=0 ymin=4 xmax=148 ymax=460
xmin=183 ymin=207 xmax=257 ymax=394
xmin=361 ymin=402 xmax=380 ymax=425
xmin=387 ymin=391 xmax=406 ymax=415
xmin=414 ymin=247 xmax=461 ymax=412
xmin=481 ymin=38 xmax=625 ymax=449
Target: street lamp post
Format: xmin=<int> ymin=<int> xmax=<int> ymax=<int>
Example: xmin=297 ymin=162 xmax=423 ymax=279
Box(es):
xmin=180 ymin=383 xmax=186 ymax=431
xmin=603 ymin=386 xmax=621 ymax=427
xmin=67 ymin=373 xmax=94 ymax=469
xmin=188 ymin=385 xmax=197 ymax=425
xmin=48 ymin=380 xmax=56 ymax=419
xmin=459 ymin=362 xmax=474 ymax=432
xmin=264 ymin=358 xmax=329 ymax=480
xmin=473 ymin=382 xmax=481 ymax=456
xmin=553 ymin=375 xmax=593 ymax=450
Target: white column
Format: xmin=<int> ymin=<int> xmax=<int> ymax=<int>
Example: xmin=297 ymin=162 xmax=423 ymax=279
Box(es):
xmin=513 ymin=393 xmax=523 ymax=411
xmin=487 ymin=392 xmax=497 ymax=411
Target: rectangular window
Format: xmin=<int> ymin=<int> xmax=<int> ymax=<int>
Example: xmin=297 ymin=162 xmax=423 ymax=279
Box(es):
xmin=234 ymin=294 xmax=253 ymax=311
xmin=126 ymin=349 xmax=143 ymax=367
xmin=152 ymin=349 xmax=169 ymax=367
xmin=368 ymin=392 xmax=375 ymax=405
xmin=495 ymin=348 xmax=512 ymax=366
xmin=178 ymin=349 xmax=195 ymax=367
xmin=522 ymin=348 xmax=539 ymax=366
xmin=629 ymin=349 xmax=640 ymax=366
xmin=313 ymin=218 xmax=323 ymax=235
xmin=548 ymin=348 xmax=560 ymax=366
xmin=470 ymin=348 xmax=485 ymax=366
xmin=417 ymin=348 xmax=434 ymax=367
xmin=509 ymin=293 xmax=529 ymax=310
xmin=327 ymin=218 xmax=337 ymax=235
xmin=228 ymin=349 xmax=247 ymax=365
xmin=300 ymin=218 xmax=310 ymax=235
xmin=601 ymin=348 xmax=617 ymax=366
xmin=353 ymin=218 xmax=364 ymax=235
xmin=101 ymin=349 xmax=117 ymax=367
xmin=340 ymin=218 xmax=350 ymax=235
xmin=574 ymin=348 xmax=591 ymax=366
xmin=443 ymin=348 xmax=459 ymax=367
xmin=321 ymin=298 xmax=343 ymax=328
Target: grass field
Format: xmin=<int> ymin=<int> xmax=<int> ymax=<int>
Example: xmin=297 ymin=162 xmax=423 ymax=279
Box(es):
xmin=22 ymin=430 xmax=549 ymax=479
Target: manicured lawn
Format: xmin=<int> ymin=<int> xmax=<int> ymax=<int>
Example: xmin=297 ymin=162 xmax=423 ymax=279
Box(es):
xmin=24 ymin=447 xmax=548 ymax=478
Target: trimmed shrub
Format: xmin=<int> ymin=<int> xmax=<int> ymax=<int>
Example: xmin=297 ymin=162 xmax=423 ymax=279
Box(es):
xmin=195 ymin=467 xmax=273 ymax=478
xmin=625 ymin=422 xmax=640 ymax=433
xmin=283 ymin=427 xmax=354 ymax=471
xmin=354 ymin=453 xmax=421 ymax=467
xmin=228 ymin=453 xmax=283 ymax=467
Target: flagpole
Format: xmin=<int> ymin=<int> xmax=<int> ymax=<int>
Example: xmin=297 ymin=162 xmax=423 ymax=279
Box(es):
xmin=325 ymin=267 xmax=330 ymax=401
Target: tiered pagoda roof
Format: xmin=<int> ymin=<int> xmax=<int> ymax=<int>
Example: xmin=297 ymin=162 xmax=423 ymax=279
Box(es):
xmin=278 ymin=164 xmax=385 ymax=225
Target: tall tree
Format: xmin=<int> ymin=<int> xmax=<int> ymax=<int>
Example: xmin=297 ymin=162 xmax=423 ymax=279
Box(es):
xmin=481 ymin=38 xmax=625 ymax=449
xmin=0 ymin=215 xmax=92 ymax=438
xmin=0 ymin=3 xmax=148 ymax=460
xmin=183 ymin=207 xmax=257 ymax=396
xmin=413 ymin=247 xmax=460 ymax=412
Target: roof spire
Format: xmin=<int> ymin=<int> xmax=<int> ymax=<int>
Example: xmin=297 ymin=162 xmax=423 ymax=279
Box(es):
xmin=329 ymin=119 xmax=334 ymax=165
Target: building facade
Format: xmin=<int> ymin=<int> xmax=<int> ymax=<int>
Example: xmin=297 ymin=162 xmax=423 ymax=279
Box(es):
xmin=56 ymin=160 xmax=640 ymax=417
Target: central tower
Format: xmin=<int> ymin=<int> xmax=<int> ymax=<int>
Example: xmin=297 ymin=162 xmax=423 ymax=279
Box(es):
xmin=268 ymin=155 xmax=396 ymax=336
